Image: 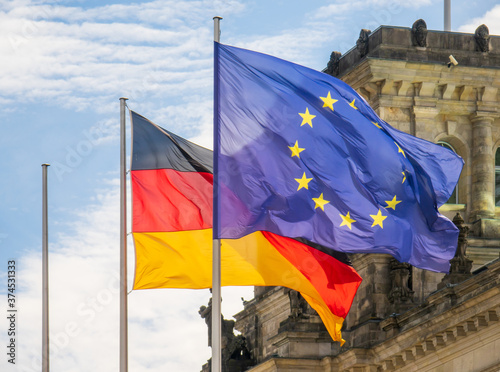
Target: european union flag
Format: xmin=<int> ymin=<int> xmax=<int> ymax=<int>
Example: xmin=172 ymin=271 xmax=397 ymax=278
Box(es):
xmin=214 ymin=42 xmax=463 ymax=273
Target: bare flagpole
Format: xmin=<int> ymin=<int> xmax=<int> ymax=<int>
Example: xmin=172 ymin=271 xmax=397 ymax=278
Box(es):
xmin=119 ymin=97 xmax=129 ymax=372
xmin=444 ymin=0 xmax=451 ymax=31
xmin=42 ymin=163 xmax=50 ymax=372
xmin=212 ymin=15 xmax=222 ymax=372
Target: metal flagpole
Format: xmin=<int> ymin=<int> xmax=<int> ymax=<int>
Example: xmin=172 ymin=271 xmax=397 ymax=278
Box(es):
xmin=212 ymin=15 xmax=222 ymax=372
xmin=119 ymin=97 xmax=129 ymax=372
xmin=42 ymin=163 xmax=50 ymax=372
xmin=444 ymin=0 xmax=451 ymax=31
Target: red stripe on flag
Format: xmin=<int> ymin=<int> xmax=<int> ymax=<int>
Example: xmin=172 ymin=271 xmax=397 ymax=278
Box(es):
xmin=262 ymin=231 xmax=361 ymax=319
xmin=132 ymin=169 xmax=213 ymax=232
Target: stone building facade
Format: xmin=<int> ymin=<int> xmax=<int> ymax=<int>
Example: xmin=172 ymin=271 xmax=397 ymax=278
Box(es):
xmin=202 ymin=22 xmax=500 ymax=372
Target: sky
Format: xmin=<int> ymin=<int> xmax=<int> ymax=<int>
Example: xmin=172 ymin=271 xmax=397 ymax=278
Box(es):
xmin=0 ymin=0 xmax=499 ymax=371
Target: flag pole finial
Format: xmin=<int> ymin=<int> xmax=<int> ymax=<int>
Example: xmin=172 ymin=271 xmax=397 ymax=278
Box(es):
xmin=213 ymin=16 xmax=222 ymax=43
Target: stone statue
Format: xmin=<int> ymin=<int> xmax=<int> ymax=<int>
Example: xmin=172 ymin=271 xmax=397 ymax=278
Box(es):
xmin=411 ymin=19 xmax=428 ymax=47
xmin=438 ymin=213 xmax=473 ymax=288
xmin=199 ymin=299 xmax=236 ymax=349
xmin=325 ymin=51 xmax=341 ymax=77
xmin=200 ymin=298 xmax=254 ymax=371
xmin=199 ymin=299 xmax=213 ymax=347
xmin=286 ymin=289 xmax=313 ymax=319
xmin=449 ymin=213 xmax=473 ymax=274
xmin=453 ymin=213 xmax=469 ymax=260
xmin=356 ymin=29 xmax=371 ymax=58
xmin=388 ymin=259 xmax=413 ymax=304
xmin=474 ymin=24 xmax=490 ymax=52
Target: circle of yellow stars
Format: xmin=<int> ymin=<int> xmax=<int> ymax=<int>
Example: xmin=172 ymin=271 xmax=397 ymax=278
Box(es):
xmin=288 ymin=91 xmax=408 ymax=231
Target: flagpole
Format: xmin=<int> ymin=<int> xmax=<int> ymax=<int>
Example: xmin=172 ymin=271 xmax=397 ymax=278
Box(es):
xmin=41 ymin=163 xmax=50 ymax=372
xmin=444 ymin=0 xmax=451 ymax=31
xmin=119 ymin=97 xmax=129 ymax=372
xmin=212 ymin=15 xmax=222 ymax=372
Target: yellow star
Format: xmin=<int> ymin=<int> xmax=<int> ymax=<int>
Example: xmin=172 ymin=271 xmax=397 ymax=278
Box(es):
xmin=299 ymin=108 xmax=316 ymax=127
xmin=402 ymin=171 xmax=406 ymax=183
xmin=372 ymin=121 xmax=382 ymax=129
xmin=320 ymin=91 xmax=338 ymax=111
xmin=312 ymin=193 xmax=330 ymax=211
xmin=339 ymin=211 xmax=356 ymax=230
xmin=395 ymin=142 xmax=406 ymax=158
xmin=349 ymin=99 xmax=358 ymax=110
xmin=370 ymin=209 xmax=387 ymax=228
xmin=288 ymin=141 xmax=305 ymax=158
xmin=385 ymin=195 xmax=402 ymax=210
xmin=295 ymin=172 xmax=313 ymax=191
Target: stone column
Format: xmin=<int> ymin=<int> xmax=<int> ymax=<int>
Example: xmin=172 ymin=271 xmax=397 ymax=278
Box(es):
xmin=470 ymin=113 xmax=495 ymax=221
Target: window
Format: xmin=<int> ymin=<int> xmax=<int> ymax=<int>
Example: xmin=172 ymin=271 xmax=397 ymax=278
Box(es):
xmin=438 ymin=141 xmax=458 ymax=204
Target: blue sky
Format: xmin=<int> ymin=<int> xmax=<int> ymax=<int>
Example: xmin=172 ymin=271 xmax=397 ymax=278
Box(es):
xmin=1 ymin=0 xmax=499 ymax=371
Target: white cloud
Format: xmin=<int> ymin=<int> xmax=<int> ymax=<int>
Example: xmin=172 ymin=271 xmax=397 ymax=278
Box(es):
xmin=132 ymin=96 xmax=212 ymax=142
xmin=1 ymin=0 xmax=245 ymax=25
xmin=459 ymin=4 xmax=500 ymax=34
xmin=312 ymin=0 xmax=431 ymax=20
xmin=0 ymin=0 xmax=370 ymax=124
xmin=0 ymin=0 xmax=231 ymax=115
xmin=239 ymin=27 xmax=333 ymax=67
xmin=0 ymin=0 xmax=376 ymax=116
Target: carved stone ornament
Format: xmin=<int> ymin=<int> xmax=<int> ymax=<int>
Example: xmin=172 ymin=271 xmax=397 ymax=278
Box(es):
xmin=200 ymin=298 xmax=254 ymax=371
xmin=439 ymin=213 xmax=473 ymax=289
xmin=450 ymin=212 xmax=473 ymax=275
xmin=325 ymin=51 xmax=341 ymax=77
xmin=356 ymin=29 xmax=371 ymax=58
xmin=388 ymin=259 xmax=413 ymax=304
xmin=286 ymin=288 xmax=314 ymax=319
xmin=453 ymin=213 xmax=469 ymax=259
xmin=411 ymin=19 xmax=428 ymax=47
xmin=199 ymin=299 xmax=213 ymax=347
xmin=474 ymin=24 xmax=490 ymax=52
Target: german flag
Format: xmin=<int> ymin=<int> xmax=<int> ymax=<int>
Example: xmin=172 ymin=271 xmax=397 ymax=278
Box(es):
xmin=130 ymin=111 xmax=361 ymax=343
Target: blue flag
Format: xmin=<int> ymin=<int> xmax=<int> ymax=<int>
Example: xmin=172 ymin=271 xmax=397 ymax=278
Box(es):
xmin=214 ymin=42 xmax=463 ymax=273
